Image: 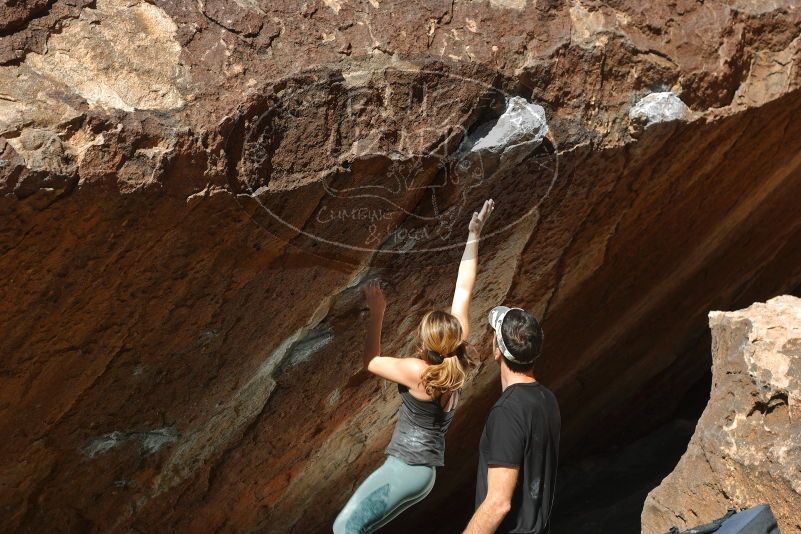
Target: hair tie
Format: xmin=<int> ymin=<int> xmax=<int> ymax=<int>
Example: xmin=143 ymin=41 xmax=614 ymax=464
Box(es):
xmin=446 ymin=341 xmax=467 ymax=358
xmin=428 ymin=348 xmax=460 ymax=359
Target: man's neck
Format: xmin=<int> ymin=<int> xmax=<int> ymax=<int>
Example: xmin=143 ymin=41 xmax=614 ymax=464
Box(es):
xmin=500 ymin=364 xmax=537 ymax=391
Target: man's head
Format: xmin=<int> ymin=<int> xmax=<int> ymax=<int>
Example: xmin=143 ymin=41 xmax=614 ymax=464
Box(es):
xmin=488 ymin=306 xmax=543 ymax=373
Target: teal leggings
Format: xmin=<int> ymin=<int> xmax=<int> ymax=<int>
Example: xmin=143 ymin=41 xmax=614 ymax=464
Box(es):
xmin=333 ymin=455 xmax=436 ymax=534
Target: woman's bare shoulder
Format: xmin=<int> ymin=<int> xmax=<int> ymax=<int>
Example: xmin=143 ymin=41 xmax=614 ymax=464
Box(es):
xmin=403 ymin=358 xmax=435 ymax=400
xmin=402 ymin=356 xmax=429 ymax=374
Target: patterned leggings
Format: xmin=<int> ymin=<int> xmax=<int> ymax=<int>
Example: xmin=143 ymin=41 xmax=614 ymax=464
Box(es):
xmin=333 ymin=455 xmax=436 ymax=534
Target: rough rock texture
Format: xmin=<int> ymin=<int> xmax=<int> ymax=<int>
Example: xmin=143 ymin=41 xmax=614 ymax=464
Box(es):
xmin=642 ymin=296 xmax=801 ymax=534
xmin=2 ymin=1 xmax=801 ymax=532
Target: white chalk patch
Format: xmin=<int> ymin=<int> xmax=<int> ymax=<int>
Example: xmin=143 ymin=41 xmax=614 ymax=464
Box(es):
xmin=629 ymin=92 xmax=690 ymax=128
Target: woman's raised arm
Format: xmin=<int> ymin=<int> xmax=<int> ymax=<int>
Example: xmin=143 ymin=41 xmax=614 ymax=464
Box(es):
xmin=450 ymin=199 xmax=495 ymax=341
xmin=362 ymin=280 xmax=426 ymax=388
xmin=362 ymin=279 xmax=386 ymax=367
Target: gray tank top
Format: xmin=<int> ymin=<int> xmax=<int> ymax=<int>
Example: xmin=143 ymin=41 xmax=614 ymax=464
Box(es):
xmin=385 ymin=384 xmax=459 ymax=467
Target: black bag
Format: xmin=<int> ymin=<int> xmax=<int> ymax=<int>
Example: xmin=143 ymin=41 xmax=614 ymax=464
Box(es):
xmin=668 ymin=505 xmax=779 ymax=534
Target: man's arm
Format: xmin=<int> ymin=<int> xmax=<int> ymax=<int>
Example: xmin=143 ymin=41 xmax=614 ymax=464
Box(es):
xmin=451 ymin=199 xmax=494 ymax=341
xmin=464 ymin=465 xmax=518 ymax=534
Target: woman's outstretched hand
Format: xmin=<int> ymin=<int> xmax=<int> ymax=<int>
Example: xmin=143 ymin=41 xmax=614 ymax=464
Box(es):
xmin=363 ymin=279 xmax=386 ymax=316
xmin=469 ymin=198 xmax=495 ymax=236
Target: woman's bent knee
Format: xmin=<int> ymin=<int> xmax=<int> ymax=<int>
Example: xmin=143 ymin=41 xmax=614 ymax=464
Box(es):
xmin=332 ymin=510 xmax=350 ymax=534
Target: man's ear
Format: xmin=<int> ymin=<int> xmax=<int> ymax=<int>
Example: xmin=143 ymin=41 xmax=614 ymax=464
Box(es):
xmin=493 ymin=347 xmax=502 ymax=363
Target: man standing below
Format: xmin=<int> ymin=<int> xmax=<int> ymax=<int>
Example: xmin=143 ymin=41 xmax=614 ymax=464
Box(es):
xmin=465 ymin=306 xmax=561 ymax=534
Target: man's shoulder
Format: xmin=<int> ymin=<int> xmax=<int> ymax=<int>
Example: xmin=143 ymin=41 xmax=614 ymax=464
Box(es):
xmin=485 ymin=397 xmax=521 ymax=431
xmin=487 ymin=389 xmax=530 ymax=430
xmin=536 ymin=382 xmax=559 ymax=405
xmin=495 ymin=383 xmax=560 ymax=423
xmin=503 ymin=382 xmax=557 ymax=404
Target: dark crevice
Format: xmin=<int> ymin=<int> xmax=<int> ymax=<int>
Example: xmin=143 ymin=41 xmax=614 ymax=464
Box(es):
xmin=747 ymin=391 xmax=789 ymax=418
xmin=549 ymin=367 xmax=712 ymax=534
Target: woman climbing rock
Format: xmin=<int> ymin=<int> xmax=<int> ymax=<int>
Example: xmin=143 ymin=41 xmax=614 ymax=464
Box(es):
xmin=332 ymin=198 xmax=495 ymax=534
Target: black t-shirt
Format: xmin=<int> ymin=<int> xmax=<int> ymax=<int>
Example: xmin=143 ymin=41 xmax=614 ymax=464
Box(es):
xmin=475 ymin=381 xmax=561 ymax=534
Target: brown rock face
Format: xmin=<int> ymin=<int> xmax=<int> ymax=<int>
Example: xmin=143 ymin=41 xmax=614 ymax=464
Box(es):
xmin=642 ymin=296 xmax=801 ymax=534
xmin=1 ymin=1 xmax=801 ymax=532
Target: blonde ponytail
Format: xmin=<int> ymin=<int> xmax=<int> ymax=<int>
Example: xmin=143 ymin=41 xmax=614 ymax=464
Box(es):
xmin=416 ymin=310 xmax=470 ymax=397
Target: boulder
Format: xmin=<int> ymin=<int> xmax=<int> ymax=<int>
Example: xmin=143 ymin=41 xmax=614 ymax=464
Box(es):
xmin=642 ymin=296 xmax=801 ymax=534
xmin=1 ymin=0 xmax=801 ymax=532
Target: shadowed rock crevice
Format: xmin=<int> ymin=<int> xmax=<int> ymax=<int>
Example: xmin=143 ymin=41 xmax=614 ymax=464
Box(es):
xmin=746 ymin=391 xmax=789 ymax=418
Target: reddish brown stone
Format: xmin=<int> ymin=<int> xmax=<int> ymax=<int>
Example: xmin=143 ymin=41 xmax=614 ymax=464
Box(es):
xmin=0 ymin=1 xmax=800 ymax=532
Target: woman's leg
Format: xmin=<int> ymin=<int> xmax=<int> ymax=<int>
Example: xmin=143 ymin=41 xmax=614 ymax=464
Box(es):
xmin=333 ymin=457 xmax=397 ymax=534
xmin=332 ymin=456 xmax=436 ymax=534
xmin=368 ymin=457 xmax=435 ymax=532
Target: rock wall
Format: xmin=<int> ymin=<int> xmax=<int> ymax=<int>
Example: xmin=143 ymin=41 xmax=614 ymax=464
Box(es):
xmin=2 ymin=1 xmax=801 ymax=532
xmin=642 ymin=296 xmax=801 ymax=534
